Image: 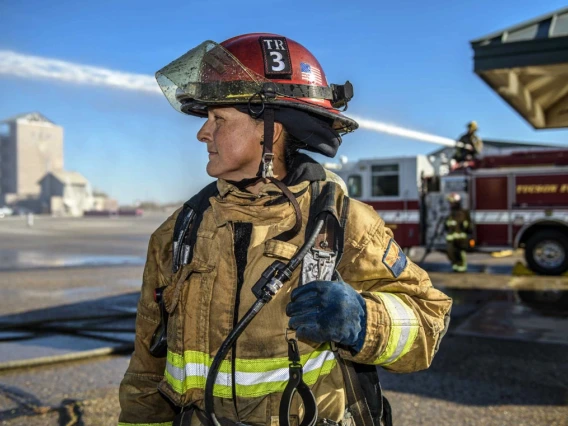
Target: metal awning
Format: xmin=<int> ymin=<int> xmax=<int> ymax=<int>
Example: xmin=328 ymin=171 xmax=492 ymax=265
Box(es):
xmin=471 ymin=7 xmax=568 ymax=129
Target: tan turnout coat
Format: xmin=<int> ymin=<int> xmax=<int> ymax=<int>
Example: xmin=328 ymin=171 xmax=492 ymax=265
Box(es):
xmin=118 ymin=178 xmax=452 ymax=425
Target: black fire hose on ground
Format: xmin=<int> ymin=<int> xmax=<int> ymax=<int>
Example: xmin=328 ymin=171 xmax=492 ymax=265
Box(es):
xmin=204 ymin=218 xmax=325 ymax=426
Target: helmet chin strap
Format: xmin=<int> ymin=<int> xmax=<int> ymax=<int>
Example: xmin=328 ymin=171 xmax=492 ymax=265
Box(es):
xmin=227 ymin=90 xmax=303 ymax=241
xmin=253 ymin=105 xmax=302 ymax=241
xmin=260 ymin=107 xmax=276 ymax=179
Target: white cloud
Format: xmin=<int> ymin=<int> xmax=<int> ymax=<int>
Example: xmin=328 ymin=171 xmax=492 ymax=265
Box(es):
xmin=0 ymin=50 xmax=161 ymax=94
xmin=0 ymin=50 xmax=458 ymax=147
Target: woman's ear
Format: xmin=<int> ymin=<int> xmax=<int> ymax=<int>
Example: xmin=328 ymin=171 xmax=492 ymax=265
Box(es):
xmin=255 ymin=118 xmax=283 ymax=145
xmin=273 ymin=121 xmax=284 ymax=144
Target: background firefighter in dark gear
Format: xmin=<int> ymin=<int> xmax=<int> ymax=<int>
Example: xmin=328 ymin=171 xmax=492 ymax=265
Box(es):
xmin=118 ymin=33 xmax=452 ymax=426
xmin=445 ymin=192 xmax=472 ymax=272
xmin=453 ymin=121 xmax=483 ymax=163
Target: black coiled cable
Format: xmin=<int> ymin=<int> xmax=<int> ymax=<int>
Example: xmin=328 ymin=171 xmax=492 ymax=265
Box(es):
xmin=204 ymin=218 xmax=325 ymax=425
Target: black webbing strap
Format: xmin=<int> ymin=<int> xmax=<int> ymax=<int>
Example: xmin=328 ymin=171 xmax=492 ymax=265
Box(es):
xmin=172 ymin=204 xmax=195 ymax=274
xmin=260 ymin=107 xmax=275 ymax=178
xmin=263 ymin=186 xmax=309 ymax=207
xmin=172 ymin=405 xmax=196 ymax=426
xmin=259 ymin=106 xmax=301 ymax=241
xmin=173 ymin=405 xmax=252 ymax=426
xmin=172 ymin=181 xmax=219 ymax=273
xmin=336 ymin=195 xmax=350 ymax=264
xmin=352 ymin=363 xmax=388 ymax=425
xmin=382 ymin=394 xmax=393 ymax=426
xmin=332 ymin=192 xmax=392 ymax=426
xmin=337 ymin=359 xmax=376 ymax=426
xmin=303 ymin=181 xmax=339 ymax=243
xmin=307 ymin=181 xmax=321 ymax=227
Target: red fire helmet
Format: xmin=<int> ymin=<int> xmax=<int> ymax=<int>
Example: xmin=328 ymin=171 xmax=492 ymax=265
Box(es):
xmin=155 ymin=33 xmax=358 ymax=135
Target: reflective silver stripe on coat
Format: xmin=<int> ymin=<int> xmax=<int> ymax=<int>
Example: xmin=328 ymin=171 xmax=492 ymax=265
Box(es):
xmin=166 ymin=349 xmax=336 ymax=388
xmin=374 ymin=292 xmax=420 ymax=365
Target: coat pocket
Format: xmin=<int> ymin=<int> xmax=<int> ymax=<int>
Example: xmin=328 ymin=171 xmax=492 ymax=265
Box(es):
xmin=161 ymin=252 xmax=218 ymax=405
xmin=164 ymin=249 xmax=216 ymax=347
xmin=264 ymin=239 xmax=298 ymax=261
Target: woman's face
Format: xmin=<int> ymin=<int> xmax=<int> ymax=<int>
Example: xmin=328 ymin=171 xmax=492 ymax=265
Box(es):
xmin=196 ymin=106 xmax=264 ymax=181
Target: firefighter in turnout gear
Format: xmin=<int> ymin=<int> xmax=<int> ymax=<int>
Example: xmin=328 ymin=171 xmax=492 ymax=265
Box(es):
xmin=454 ymin=121 xmax=483 ymax=163
xmin=118 ymin=33 xmax=452 ymax=426
xmin=445 ymin=193 xmax=472 ymax=272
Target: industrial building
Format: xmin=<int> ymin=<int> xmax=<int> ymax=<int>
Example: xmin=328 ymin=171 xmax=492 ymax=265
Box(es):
xmin=0 ymin=112 xmax=116 ymax=216
xmin=0 ymin=112 xmax=64 ymax=209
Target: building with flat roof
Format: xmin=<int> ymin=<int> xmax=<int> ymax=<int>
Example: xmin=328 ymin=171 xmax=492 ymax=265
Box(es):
xmin=38 ymin=170 xmax=94 ymax=216
xmin=0 ymin=112 xmax=64 ymax=206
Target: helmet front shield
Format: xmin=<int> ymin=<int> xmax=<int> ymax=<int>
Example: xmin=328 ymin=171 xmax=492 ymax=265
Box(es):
xmin=156 ymin=41 xmax=269 ymax=114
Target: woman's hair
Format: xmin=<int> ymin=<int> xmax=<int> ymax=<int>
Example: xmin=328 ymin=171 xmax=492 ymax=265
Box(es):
xmin=283 ymin=129 xmax=307 ymax=170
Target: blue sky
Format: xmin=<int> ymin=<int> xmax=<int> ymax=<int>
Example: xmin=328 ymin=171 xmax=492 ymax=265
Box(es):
xmin=0 ymin=0 xmax=566 ymax=204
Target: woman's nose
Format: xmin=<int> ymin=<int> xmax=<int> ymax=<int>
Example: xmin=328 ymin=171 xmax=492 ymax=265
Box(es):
xmin=197 ymin=120 xmax=213 ymax=143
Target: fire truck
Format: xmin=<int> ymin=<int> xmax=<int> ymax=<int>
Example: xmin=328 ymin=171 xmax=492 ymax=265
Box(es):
xmin=333 ymin=147 xmax=568 ymax=276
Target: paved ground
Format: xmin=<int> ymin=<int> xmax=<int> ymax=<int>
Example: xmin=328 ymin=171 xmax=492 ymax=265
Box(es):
xmin=1 ymin=334 xmax=566 ymax=425
xmin=0 ymin=214 xmax=566 ymax=425
xmin=0 ymin=213 xmax=165 ymax=270
xmin=0 ymin=355 xmax=128 ymax=426
xmin=381 ymin=333 xmax=568 ymax=426
xmin=0 ymin=213 xmax=165 ymax=316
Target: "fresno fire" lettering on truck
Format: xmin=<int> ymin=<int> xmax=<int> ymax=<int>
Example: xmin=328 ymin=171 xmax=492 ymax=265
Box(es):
xmin=516 ymin=184 xmax=568 ymax=194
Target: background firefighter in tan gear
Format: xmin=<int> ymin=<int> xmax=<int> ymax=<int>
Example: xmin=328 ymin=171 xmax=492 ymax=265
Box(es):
xmin=453 ymin=121 xmax=483 ymax=163
xmin=445 ymin=193 xmax=472 ymax=272
xmin=118 ymin=33 xmax=452 ymax=426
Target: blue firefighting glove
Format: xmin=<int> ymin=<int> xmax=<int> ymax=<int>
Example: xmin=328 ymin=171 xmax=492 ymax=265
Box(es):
xmin=286 ymin=281 xmax=367 ymax=353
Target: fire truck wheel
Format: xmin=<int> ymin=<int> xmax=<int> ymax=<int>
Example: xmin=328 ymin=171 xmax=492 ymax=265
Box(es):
xmin=524 ymin=230 xmax=568 ymax=276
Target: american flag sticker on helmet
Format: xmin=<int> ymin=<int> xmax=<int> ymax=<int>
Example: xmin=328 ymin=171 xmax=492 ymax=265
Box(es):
xmin=300 ymin=62 xmax=322 ymax=85
xmin=382 ymin=238 xmax=407 ymax=278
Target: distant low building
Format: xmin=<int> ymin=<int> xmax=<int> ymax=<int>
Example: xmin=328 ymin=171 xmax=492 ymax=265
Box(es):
xmin=92 ymin=190 xmax=119 ymax=212
xmin=38 ymin=170 xmax=94 ymax=217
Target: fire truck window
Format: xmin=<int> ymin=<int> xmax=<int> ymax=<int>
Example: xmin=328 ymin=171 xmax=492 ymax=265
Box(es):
xmin=372 ymin=164 xmax=399 ymax=197
xmin=347 ymin=175 xmax=362 ymax=197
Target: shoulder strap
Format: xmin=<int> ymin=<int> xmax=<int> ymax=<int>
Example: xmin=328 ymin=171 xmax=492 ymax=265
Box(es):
xmin=305 ymin=183 xmax=391 ymax=426
xmin=300 ymin=181 xmax=345 ymax=285
xmin=336 ymin=194 xmax=349 ymax=266
xmin=172 ymin=182 xmax=219 ymax=273
xmin=304 ymin=181 xmax=341 ymax=251
xmin=306 ymin=181 xmax=349 ymax=269
xmin=336 ymin=361 xmax=377 ymax=426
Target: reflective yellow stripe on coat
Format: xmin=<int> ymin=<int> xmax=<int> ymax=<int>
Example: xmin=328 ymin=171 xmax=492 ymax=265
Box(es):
xmin=446 ymin=232 xmax=467 ymax=241
xmin=374 ymin=293 xmax=420 ymax=365
xmin=165 ymin=345 xmax=336 ymax=398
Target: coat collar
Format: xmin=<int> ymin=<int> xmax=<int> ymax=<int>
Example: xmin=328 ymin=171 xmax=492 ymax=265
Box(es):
xmin=210 ymin=154 xmax=327 ymax=229
xmin=211 ymin=179 xmax=311 ymax=228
